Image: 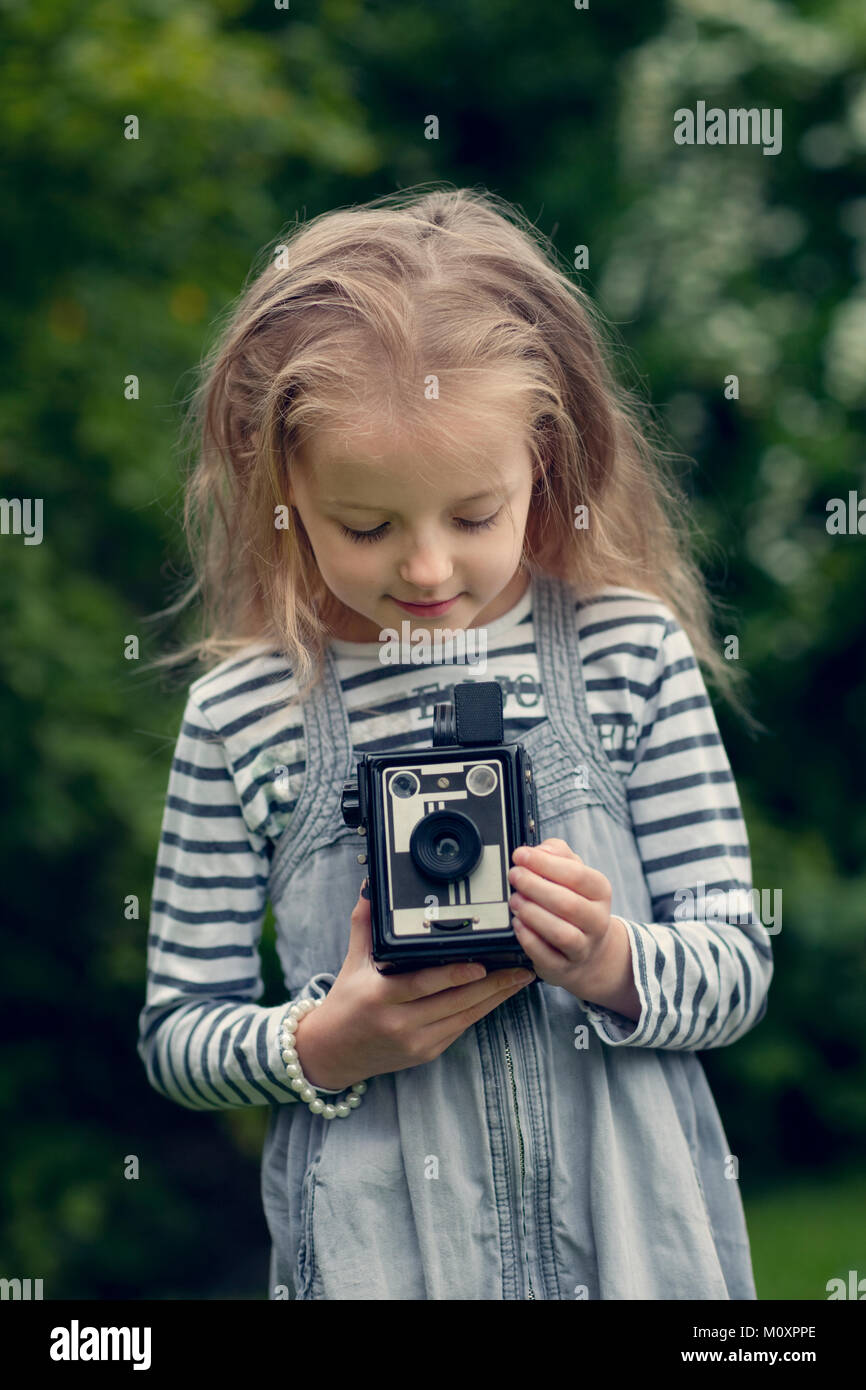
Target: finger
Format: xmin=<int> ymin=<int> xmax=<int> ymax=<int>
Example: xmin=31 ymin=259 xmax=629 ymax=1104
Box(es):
xmin=512 ymin=839 xmax=569 ymax=863
xmin=350 ymin=880 xmax=370 ymax=918
xmin=410 ymin=967 xmax=532 ymax=1027
xmin=511 ymin=914 xmax=572 ymax=970
xmin=508 ymin=866 xmax=590 ymax=928
xmin=535 ymin=838 xmax=575 ymax=858
xmin=347 ymin=882 xmax=373 ymax=961
xmin=511 ymin=895 xmax=583 ymax=959
xmin=513 ymin=844 xmax=583 ymax=879
xmin=421 ymin=976 xmax=535 ymax=1046
xmin=512 ymin=844 xmax=609 ymax=901
xmin=380 ymin=958 xmax=488 ymax=1004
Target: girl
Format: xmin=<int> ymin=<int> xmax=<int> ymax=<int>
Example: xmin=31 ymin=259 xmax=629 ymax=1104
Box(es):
xmin=138 ymin=185 xmax=773 ymax=1301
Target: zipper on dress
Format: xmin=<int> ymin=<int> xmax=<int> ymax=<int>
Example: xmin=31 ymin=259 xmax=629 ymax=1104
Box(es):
xmin=503 ymin=1033 xmax=536 ymax=1300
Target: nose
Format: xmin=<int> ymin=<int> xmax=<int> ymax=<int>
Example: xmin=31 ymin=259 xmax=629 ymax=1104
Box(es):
xmin=397 ymin=533 xmax=455 ymax=594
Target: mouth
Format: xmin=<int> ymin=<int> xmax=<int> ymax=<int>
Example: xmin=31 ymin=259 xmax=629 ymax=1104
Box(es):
xmin=390 ymin=594 xmax=463 ymax=616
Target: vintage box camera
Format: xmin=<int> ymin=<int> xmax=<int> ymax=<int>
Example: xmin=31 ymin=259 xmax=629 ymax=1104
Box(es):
xmin=340 ymin=681 xmax=541 ymax=974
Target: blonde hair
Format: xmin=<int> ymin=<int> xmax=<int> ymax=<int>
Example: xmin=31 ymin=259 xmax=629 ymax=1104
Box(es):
xmin=145 ymin=182 xmax=761 ymax=731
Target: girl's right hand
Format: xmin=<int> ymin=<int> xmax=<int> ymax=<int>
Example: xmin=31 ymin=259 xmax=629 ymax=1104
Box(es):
xmin=292 ymin=885 xmax=536 ymax=1092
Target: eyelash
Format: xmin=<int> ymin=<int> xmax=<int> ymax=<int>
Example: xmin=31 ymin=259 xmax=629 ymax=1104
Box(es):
xmin=339 ymin=510 xmax=502 ymax=544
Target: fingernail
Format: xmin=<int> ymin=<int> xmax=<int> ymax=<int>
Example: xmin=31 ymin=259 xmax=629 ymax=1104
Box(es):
xmin=360 ymin=878 xmax=370 ymax=899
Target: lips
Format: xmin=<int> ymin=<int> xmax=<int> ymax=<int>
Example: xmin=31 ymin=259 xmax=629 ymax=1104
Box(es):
xmin=391 ymin=594 xmax=462 ymax=616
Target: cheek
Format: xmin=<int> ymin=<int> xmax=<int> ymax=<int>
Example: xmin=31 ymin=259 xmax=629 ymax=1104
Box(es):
xmin=328 ymin=542 xmax=383 ymax=583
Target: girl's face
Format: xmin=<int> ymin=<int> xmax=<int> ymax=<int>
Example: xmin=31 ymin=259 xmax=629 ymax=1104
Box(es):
xmin=288 ymin=426 xmax=535 ymax=643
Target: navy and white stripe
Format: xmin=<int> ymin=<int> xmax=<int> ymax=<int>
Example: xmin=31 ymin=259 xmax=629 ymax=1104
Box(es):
xmin=576 ymin=592 xmax=773 ymax=1048
xmin=137 ymin=588 xmax=773 ymax=1110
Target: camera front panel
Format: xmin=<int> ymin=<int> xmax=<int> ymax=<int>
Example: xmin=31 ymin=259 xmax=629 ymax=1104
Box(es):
xmin=382 ymin=754 xmax=511 ymax=939
xmin=350 ymin=740 xmax=538 ymax=971
xmin=364 ymin=744 xmax=532 ymax=960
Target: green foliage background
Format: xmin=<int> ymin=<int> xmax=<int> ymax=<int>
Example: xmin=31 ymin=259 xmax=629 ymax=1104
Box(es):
xmin=1 ymin=0 xmax=864 ymax=1299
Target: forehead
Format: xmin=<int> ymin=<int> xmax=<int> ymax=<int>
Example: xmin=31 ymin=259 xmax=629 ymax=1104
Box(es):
xmin=300 ymin=427 xmax=530 ymax=502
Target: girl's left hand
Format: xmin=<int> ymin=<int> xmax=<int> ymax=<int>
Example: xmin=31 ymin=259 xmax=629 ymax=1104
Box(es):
xmin=507 ymin=838 xmax=616 ymax=995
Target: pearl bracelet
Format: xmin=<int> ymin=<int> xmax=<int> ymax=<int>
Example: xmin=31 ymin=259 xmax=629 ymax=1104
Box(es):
xmin=278 ymin=996 xmax=368 ymax=1118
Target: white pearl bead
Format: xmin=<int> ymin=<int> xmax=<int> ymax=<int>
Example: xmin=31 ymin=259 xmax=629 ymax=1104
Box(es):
xmin=279 ymin=997 xmax=368 ymax=1117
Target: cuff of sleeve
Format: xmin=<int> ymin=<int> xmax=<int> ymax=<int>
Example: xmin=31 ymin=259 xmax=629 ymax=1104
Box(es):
xmin=273 ymin=973 xmax=347 ymax=1098
xmin=575 ymin=917 xmax=647 ymax=1045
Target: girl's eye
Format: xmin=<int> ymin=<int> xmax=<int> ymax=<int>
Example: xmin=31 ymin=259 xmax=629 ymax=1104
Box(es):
xmin=339 ymin=510 xmax=501 ymax=544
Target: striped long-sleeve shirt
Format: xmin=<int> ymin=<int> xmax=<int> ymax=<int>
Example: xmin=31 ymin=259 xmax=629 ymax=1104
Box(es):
xmin=137 ymin=584 xmax=772 ymax=1111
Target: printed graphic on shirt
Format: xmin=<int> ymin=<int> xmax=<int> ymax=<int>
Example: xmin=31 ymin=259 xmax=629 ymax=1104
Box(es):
xmin=596 ymin=719 xmax=640 ymax=756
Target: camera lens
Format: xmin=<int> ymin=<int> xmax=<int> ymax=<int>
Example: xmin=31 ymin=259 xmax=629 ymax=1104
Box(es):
xmin=410 ymin=810 xmax=483 ymax=882
xmin=434 ymin=833 xmax=460 ymax=861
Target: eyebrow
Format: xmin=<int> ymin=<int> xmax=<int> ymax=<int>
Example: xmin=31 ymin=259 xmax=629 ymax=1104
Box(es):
xmin=322 ymin=489 xmax=500 ymax=511
xmin=323 ymin=490 xmax=498 ymax=513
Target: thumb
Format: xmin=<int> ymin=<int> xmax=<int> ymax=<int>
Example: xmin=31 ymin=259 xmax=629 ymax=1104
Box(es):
xmin=347 ymin=877 xmax=373 ymax=957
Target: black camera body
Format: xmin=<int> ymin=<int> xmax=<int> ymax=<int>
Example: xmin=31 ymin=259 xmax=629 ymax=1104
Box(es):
xmin=341 ymin=681 xmax=541 ymax=974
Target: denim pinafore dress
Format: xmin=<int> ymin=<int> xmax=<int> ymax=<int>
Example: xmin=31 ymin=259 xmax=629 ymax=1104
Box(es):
xmin=260 ymin=571 xmax=758 ymax=1300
